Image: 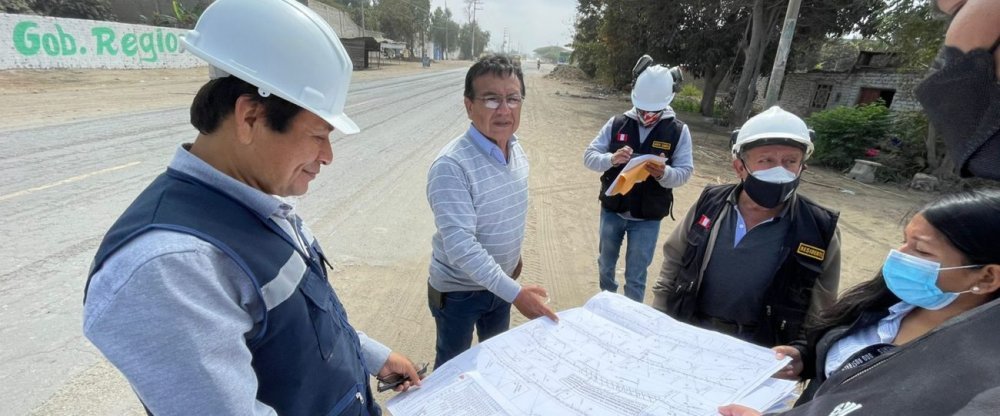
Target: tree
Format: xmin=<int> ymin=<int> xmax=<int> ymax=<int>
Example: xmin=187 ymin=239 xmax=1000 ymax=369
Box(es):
xmin=874 ymin=0 xmax=947 ymax=70
xmin=728 ymin=0 xmax=784 ymax=126
xmin=728 ymin=0 xmax=885 ymax=125
xmin=571 ymin=0 xmax=883 ymax=121
xmin=570 ymin=0 xmax=605 ymax=78
xmin=652 ymin=0 xmax=748 ymax=117
xmin=375 ymin=0 xmax=430 ymax=51
xmin=458 ymin=22 xmax=489 ymax=59
xmin=872 ymin=0 xmax=949 ymax=176
xmin=430 ymin=6 xmax=461 ymax=58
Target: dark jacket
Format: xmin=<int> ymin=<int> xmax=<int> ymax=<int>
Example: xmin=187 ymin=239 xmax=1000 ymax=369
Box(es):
xmin=598 ymin=115 xmax=683 ymax=220
xmin=86 ymin=169 xmax=379 ymax=416
xmin=651 ymin=184 xmax=841 ymax=347
xmin=793 ymin=308 xmax=892 ymax=405
xmin=776 ymin=297 xmax=1000 ymax=415
xmin=915 ymin=46 xmax=1000 ymax=180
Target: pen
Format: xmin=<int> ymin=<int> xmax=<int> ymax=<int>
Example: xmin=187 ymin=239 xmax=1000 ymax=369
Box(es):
xmin=376 ymin=362 xmax=428 ymax=393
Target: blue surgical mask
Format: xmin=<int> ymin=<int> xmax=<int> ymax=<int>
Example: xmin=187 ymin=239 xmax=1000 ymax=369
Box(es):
xmin=882 ymin=249 xmax=979 ymax=310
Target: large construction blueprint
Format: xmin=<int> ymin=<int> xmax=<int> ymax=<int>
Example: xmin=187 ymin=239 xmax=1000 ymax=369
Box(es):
xmin=388 ymin=292 xmax=795 ymax=416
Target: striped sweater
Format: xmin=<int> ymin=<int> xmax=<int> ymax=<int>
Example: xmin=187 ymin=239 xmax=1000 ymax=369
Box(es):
xmin=426 ymin=128 xmax=528 ymax=303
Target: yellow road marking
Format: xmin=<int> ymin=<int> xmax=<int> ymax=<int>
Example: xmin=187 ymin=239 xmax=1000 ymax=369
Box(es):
xmin=0 ymin=161 xmax=141 ymax=202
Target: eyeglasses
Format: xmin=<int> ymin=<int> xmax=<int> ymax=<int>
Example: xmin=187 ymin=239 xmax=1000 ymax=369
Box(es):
xmin=476 ymin=95 xmax=524 ymax=110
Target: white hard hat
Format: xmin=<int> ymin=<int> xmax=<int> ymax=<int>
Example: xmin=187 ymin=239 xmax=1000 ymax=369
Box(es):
xmin=731 ymin=106 xmax=814 ymax=159
xmin=181 ymin=0 xmax=359 ymax=134
xmin=631 ymin=65 xmax=675 ymax=111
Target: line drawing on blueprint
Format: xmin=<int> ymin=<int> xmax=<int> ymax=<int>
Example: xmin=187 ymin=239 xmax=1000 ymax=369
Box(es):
xmin=387 ymin=292 xmax=792 ymax=416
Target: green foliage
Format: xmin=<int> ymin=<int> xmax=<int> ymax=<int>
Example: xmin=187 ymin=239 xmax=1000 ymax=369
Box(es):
xmin=807 ymin=102 xmax=891 ymax=170
xmin=375 ymin=0 xmax=430 ymax=48
xmin=2 ymin=0 xmax=34 ymax=14
xmin=671 ymin=97 xmax=701 ymax=114
xmin=572 ymin=0 xmax=885 ymax=123
xmin=457 ymin=23 xmax=489 ymax=59
xmin=678 ymin=84 xmax=702 ymax=100
xmin=874 ymin=111 xmax=936 ymax=182
xmin=29 ymin=0 xmax=115 ymax=20
xmin=430 ymin=7 xmax=460 ymax=57
xmin=874 ymin=0 xmax=947 ymax=70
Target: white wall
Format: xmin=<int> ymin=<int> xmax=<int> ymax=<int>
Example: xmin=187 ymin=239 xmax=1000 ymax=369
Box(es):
xmin=0 ymin=13 xmax=205 ymax=70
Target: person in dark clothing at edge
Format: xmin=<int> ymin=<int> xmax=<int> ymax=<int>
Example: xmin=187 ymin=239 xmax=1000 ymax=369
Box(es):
xmin=583 ymin=57 xmax=694 ymax=303
xmin=915 ymin=0 xmax=1000 ymax=181
xmin=720 ymin=190 xmax=1000 ymax=416
xmin=651 ymin=106 xmax=841 ymax=348
xmin=82 ymin=0 xmax=421 ymax=414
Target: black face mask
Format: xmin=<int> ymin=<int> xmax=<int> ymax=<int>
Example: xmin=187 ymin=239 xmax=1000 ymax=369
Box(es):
xmin=914 ymin=45 xmax=1000 ymax=179
xmin=741 ymin=164 xmax=800 ymax=209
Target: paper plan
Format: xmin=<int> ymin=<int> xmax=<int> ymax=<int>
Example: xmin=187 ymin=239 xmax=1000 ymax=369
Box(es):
xmin=604 ymin=154 xmax=668 ymax=196
xmin=386 ymin=371 xmax=520 ymax=416
xmin=388 ymin=292 xmax=793 ymax=416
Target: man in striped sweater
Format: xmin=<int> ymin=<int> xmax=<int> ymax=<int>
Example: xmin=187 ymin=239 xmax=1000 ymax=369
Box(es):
xmin=426 ymin=55 xmax=559 ymax=368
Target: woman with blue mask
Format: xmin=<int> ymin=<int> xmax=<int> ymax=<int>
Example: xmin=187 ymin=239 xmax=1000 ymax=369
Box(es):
xmin=719 ymin=190 xmax=1000 ymax=416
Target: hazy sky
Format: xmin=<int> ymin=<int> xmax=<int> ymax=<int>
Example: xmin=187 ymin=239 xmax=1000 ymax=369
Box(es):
xmin=428 ymin=0 xmax=578 ymax=55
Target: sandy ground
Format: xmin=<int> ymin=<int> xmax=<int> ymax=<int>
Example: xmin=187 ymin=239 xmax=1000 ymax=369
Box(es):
xmin=1 ymin=61 xmax=936 ymax=414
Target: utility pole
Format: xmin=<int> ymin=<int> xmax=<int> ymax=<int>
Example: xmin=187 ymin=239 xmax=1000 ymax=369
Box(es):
xmin=360 ymin=0 xmax=365 ymax=38
xmin=764 ymin=0 xmax=802 ymax=108
xmin=501 ymin=27 xmax=508 ymax=54
xmin=468 ymin=0 xmax=482 ymax=59
xmin=444 ymin=0 xmax=448 ymax=59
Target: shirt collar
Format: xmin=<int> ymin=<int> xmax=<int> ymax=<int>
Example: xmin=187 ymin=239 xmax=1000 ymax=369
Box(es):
xmin=467 ymin=124 xmax=515 ymax=166
xmin=168 ymin=144 xmax=290 ymax=219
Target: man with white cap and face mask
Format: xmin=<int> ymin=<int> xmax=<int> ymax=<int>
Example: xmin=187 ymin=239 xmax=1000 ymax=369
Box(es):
xmin=652 ymin=106 xmax=842 ymax=349
xmin=83 ymin=0 xmax=421 ymax=414
xmin=583 ymin=61 xmax=694 ymax=303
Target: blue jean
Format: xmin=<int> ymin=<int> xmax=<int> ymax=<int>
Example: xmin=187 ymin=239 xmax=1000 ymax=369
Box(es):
xmin=429 ymin=289 xmax=511 ymax=368
xmin=598 ymin=209 xmax=662 ymax=302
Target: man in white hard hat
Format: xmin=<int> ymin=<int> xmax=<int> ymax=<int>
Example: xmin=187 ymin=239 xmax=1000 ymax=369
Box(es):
xmin=426 ymin=54 xmax=558 ymax=368
xmin=583 ymin=62 xmax=694 ymax=303
xmin=652 ymin=106 xmax=841 ymax=349
xmin=83 ymin=0 xmax=421 ymax=414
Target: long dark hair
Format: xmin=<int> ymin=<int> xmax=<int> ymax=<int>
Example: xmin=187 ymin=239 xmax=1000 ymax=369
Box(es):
xmin=807 ymin=190 xmax=1000 ymax=336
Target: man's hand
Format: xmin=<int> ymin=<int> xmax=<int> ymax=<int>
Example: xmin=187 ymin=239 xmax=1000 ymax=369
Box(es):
xmin=376 ymin=352 xmax=423 ymax=392
xmin=512 ymin=285 xmax=559 ymax=323
xmin=771 ymin=345 xmax=803 ymax=380
xmin=644 ymin=152 xmax=668 ymax=180
xmin=611 ymin=146 xmax=633 ymax=166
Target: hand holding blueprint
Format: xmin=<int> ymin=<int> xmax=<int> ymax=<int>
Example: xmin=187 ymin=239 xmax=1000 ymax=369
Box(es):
xmin=388 ymin=292 xmax=795 ymax=416
xmin=605 ymin=154 xmax=668 ymax=196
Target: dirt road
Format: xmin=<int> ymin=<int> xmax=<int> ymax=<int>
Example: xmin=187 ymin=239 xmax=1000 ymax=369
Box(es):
xmin=0 ymin=61 xmax=932 ymax=415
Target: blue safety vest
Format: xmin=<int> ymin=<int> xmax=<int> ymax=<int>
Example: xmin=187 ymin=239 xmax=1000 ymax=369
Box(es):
xmin=86 ymin=168 xmax=380 ymax=416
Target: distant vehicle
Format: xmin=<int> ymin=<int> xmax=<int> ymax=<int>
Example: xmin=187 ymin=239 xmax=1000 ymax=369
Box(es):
xmin=512 ymin=54 xmax=522 ymax=66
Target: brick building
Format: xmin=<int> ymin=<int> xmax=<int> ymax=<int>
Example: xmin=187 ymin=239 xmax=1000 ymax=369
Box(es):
xmin=755 ymin=51 xmax=925 ymax=117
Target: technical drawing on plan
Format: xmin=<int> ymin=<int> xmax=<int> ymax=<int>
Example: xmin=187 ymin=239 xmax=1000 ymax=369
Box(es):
xmin=388 ymin=292 xmax=796 ymax=416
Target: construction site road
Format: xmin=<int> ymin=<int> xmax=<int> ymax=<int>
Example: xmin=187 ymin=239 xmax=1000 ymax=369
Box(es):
xmin=0 ymin=61 xmax=930 ymax=415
